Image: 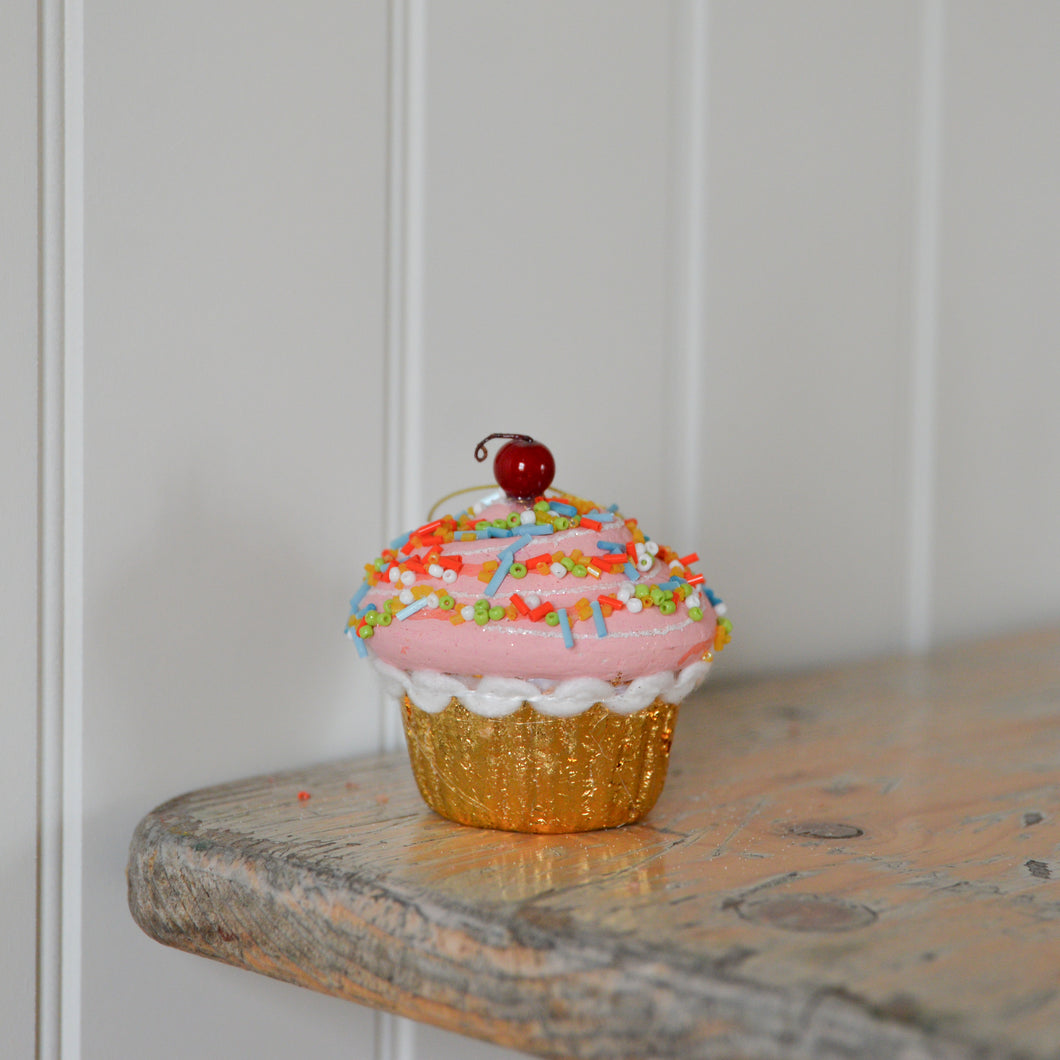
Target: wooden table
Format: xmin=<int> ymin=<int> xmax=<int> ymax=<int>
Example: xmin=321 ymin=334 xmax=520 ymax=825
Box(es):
xmin=128 ymin=627 xmax=1060 ymax=1059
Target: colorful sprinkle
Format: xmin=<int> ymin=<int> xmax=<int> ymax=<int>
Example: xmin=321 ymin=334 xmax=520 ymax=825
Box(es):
xmin=484 ymin=554 xmax=514 ymax=597
xmin=396 ymin=597 xmax=430 ymax=620
xmin=590 ymin=599 xmax=608 ymax=638
xmin=557 ymin=607 xmax=574 ymax=648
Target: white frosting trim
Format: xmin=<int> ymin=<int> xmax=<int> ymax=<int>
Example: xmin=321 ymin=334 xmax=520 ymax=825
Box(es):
xmin=371 ymin=657 xmax=712 ymax=719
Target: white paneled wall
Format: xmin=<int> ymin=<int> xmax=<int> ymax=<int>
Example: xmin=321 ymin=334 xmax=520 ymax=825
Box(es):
xmin=8 ymin=2 xmax=1059 ymax=1059
xmin=934 ymin=2 xmax=1060 ymax=643
xmin=1 ymin=4 xmax=41 ymax=1058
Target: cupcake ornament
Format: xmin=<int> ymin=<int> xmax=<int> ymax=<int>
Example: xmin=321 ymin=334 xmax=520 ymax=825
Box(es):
xmin=346 ymin=434 xmax=731 ymax=833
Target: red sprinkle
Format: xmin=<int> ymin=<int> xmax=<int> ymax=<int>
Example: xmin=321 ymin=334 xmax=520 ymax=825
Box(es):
xmin=414 ymin=518 xmax=444 ymax=537
xmin=598 ymin=594 xmax=625 ymax=609
xmin=528 ymin=601 xmax=555 ymax=621
xmin=580 ymin=517 xmax=602 ymax=531
xmin=687 ymin=573 xmax=705 ymax=585
xmin=510 ymin=593 xmax=531 ymax=616
xmin=680 ymin=553 xmax=700 ymax=566
xmin=297 ymin=790 xmax=311 ymax=801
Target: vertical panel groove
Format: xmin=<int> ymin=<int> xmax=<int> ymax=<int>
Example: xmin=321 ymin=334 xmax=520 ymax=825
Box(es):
xmin=906 ymin=0 xmax=945 ymax=653
xmin=38 ymin=0 xmax=84 ymax=1056
xmin=668 ymin=0 xmax=710 ymax=545
xmin=382 ymin=0 xmax=427 ymax=757
xmin=380 ymin=1 xmax=425 ymax=1055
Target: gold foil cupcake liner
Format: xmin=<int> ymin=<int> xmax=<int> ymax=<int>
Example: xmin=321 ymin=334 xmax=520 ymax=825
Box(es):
xmin=400 ymin=695 xmax=679 ymax=833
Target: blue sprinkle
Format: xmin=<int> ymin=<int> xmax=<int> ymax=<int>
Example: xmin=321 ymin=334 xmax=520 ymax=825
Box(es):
xmin=352 ymin=635 xmax=368 ymax=658
xmin=396 ymin=597 xmax=430 ymax=620
xmin=557 ymin=607 xmax=574 ymax=649
xmin=590 ymin=600 xmax=608 ymax=638
xmin=349 ymin=581 xmax=371 ymax=612
xmin=705 ymin=588 xmax=722 ymax=607
xmin=597 ymin=541 xmax=625 ymax=554
xmin=520 ymin=523 xmax=555 ymax=536
xmin=355 ymin=602 xmax=378 ymax=620
xmin=624 ymin=562 xmax=640 ymax=582
xmin=389 ymin=532 xmax=411 ymax=551
xmin=607 ymin=503 xmax=620 ymax=513
xmin=484 ymin=554 xmax=513 ymax=597
xmin=549 ymin=500 xmax=578 ymax=517
xmin=657 ymin=578 xmax=684 ymax=593
xmin=585 ymin=510 xmax=615 ymax=523
xmin=486 ymin=526 xmax=514 ymax=538
xmin=500 ymin=534 xmax=534 ymax=560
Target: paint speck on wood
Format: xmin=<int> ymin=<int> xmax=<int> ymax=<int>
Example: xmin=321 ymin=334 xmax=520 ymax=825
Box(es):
xmin=127 ymin=627 xmax=1060 ymax=1060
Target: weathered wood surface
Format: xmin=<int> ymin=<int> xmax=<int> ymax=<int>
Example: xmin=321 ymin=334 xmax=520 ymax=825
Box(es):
xmin=128 ymin=627 xmax=1060 ymax=1059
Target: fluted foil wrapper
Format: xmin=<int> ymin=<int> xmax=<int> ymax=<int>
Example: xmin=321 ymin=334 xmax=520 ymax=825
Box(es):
xmin=401 ymin=695 xmax=680 ymax=833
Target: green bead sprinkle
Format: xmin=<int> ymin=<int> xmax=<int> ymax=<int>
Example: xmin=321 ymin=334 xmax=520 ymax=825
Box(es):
xmin=365 ymin=610 xmax=380 ymax=625
xmin=688 ymin=606 xmax=704 ymax=621
xmin=377 ymin=610 xmax=392 ymax=626
xmin=474 ymin=598 xmax=490 ymax=614
xmin=720 ymin=616 xmax=733 ymax=632
xmin=492 ymin=518 xmax=508 ymax=529
xmin=474 ymin=611 xmax=489 ymax=626
xmin=659 ymin=600 xmax=677 ymax=615
xmin=510 ymin=562 xmax=527 ymax=579
xmin=545 ymin=611 xmax=560 ymax=626
xmin=560 ymin=556 xmax=575 ymax=571
xmin=506 ymin=512 xmax=522 ymax=528
xmin=634 ymin=584 xmax=650 ymax=599
xmin=534 ymin=500 xmax=550 ymax=513
xmin=554 ymin=517 xmax=570 ymax=531
xmin=572 ymin=564 xmax=587 ymax=578
xmin=488 ymin=605 xmax=506 ymax=621
xmin=438 ymin=594 xmax=455 ymax=610
xmin=357 ymin=624 xmax=373 ymax=639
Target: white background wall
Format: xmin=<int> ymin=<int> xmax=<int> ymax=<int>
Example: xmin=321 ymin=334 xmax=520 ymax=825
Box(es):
xmin=5 ymin=2 xmax=1059 ymax=1058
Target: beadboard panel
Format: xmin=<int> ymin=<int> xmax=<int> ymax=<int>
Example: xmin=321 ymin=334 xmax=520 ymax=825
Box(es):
xmin=82 ymin=2 xmax=388 ymax=1058
xmin=415 ymin=1 xmax=675 ymax=537
xmin=0 ymin=2 xmax=40 ymax=1055
xmin=933 ymin=2 xmax=1060 ymax=644
xmin=701 ymin=1 xmax=921 ymax=672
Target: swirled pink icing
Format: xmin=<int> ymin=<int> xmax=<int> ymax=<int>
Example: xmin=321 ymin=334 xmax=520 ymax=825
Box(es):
xmin=347 ymin=492 xmax=725 ymax=691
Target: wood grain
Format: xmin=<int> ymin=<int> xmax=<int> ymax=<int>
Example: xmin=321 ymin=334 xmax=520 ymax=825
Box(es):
xmin=128 ymin=627 xmax=1060 ymax=1059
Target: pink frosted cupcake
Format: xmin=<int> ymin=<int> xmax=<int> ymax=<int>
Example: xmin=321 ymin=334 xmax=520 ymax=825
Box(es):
xmin=347 ymin=434 xmax=730 ymax=833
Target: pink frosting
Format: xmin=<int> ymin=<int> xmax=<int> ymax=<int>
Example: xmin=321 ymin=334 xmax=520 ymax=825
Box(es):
xmin=357 ymin=497 xmax=715 ymax=684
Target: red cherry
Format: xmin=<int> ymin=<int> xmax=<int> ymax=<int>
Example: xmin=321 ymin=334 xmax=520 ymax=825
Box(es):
xmin=474 ymin=434 xmax=555 ymax=500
